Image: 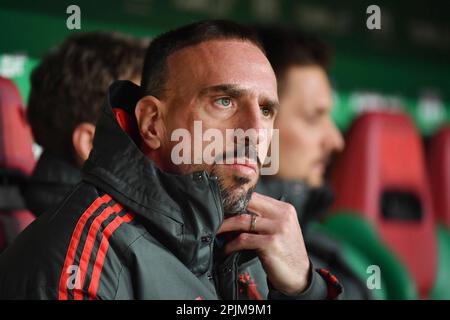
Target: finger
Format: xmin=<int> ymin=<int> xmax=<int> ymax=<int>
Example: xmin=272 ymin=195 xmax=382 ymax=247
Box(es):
xmin=247 ymin=192 xmax=288 ymax=219
xmin=223 ymin=233 xmax=269 ymax=255
xmin=217 ymin=214 xmax=275 ymax=234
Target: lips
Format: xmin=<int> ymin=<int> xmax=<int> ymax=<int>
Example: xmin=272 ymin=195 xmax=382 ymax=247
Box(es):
xmin=313 ymin=156 xmax=331 ymax=173
xmin=223 ymin=158 xmax=258 ymax=175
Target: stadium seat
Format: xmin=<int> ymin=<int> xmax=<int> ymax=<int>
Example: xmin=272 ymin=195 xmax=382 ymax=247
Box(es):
xmin=329 ymin=111 xmax=437 ymax=298
xmin=317 ymin=212 xmax=417 ymax=299
xmin=428 ymin=126 xmax=450 ymax=228
xmin=427 ymin=126 xmax=450 ymax=299
xmin=0 ymin=76 xmax=36 ymax=251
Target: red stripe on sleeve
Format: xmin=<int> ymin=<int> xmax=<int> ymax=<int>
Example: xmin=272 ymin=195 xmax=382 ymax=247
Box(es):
xmin=58 ymin=194 xmax=111 ymax=300
xmin=87 ymin=213 xmax=134 ymax=299
xmin=72 ymin=202 xmax=123 ymax=300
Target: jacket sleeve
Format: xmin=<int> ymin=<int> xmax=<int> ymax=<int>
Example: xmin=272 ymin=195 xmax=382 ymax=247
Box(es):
xmin=268 ymin=262 xmax=343 ymax=300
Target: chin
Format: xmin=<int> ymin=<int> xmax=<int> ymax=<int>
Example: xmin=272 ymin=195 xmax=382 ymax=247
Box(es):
xmin=227 ymin=175 xmax=255 ymax=193
xmin=222 ymin=183 xmax=255 ymax=216
xmin=307 ymin=177 xmax=324 ymax=188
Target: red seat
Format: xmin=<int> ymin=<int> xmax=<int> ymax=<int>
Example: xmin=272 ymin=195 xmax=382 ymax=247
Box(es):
xmin=428 ymin=126 xmax=450 ymax=228
xmin=0 ymin=77 xmax=36 ymax=175
xmin=330 ymin=111 xmax=437 ymax=297
xmin=0 ymin=76 xmax=36 ymax=251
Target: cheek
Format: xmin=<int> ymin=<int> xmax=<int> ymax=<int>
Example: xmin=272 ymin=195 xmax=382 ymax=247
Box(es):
xmin=256 ymin=126 xmax=273 ymax=163
xmin=278 ymin=118 xmax=309 ymax=153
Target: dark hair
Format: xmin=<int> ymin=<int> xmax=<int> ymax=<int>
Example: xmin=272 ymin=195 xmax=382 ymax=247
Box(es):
xmin=256 ymin=27 xmax=332 ymax=90
xmin=140 ymin=20 xmax=264 ymax=98
xmin=27 ymin=31 xmax=149 ymax=164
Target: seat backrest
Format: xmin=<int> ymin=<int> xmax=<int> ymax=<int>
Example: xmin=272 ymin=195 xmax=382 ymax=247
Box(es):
xmin=0 ymin=209 xmax=35 ymax=250
xmin=0 ymin=77 xmax=35 ymax=175
xmin=330 ymin=111 xmax=437 ymax=297
xmin=0 ymin=76 xmax=36 ymax=251
xmin=428 ymin=126 xmax=450 ymax=228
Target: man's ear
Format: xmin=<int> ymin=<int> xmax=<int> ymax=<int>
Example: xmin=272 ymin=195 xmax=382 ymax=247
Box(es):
xmin=72 ymin=122 xmax=96 ymax=166
xmin=135 ymin=95 xmax=165 ymax=150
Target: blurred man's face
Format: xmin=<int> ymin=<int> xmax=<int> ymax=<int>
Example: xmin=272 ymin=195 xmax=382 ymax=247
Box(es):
xmin=275 ymin=65 xmax=344 ymax=187
xmin=155 ymin=40 xmax=278 ymax=215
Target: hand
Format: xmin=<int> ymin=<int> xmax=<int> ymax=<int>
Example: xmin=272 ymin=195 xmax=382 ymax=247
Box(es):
xmin=217 ymin=192 xmax=311 ymax=296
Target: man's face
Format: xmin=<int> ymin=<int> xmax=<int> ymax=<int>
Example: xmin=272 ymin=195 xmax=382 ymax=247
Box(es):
xmin=155 ymin=40 xmax=278 ymax=215
xmin=275 ymin=65 xmax=344 ymax=188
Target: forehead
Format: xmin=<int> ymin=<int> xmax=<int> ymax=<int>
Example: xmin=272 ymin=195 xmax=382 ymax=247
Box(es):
xmin=283 ymin=65 xmax=333 ymax=108
xmin=284 ymin=66 xmax=331 ymax=96
xmin=165 ymin=39 xmax=277 ymax=99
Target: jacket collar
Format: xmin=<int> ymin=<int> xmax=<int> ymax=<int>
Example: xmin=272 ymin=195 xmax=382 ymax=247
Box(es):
xmin=82 ymin=81 xmax=223 ymax=275
xmin=31 ymin=151 xmax=81 ymax=186
xmin=23 ymin=151 xmax=81 ymax=216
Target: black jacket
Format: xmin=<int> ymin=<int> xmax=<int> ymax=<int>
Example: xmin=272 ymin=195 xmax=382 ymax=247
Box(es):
xmin=23 ymin=151 xmax=82 ymax=217
xmin=256 ymin=176 xmax=372 ymax=299
xmin=0 ymin=81 xmax=341 ymax=300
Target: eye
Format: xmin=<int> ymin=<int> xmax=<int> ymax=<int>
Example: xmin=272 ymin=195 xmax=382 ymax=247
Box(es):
xmin=215 ymin=97 xmax=232 ymax=108
xmin=260 ymin=106 xmax=274 ymax=118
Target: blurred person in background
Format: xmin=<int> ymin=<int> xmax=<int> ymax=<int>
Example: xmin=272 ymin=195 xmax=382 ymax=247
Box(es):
xmin=23 ymin=32 xmax=148 ymax=217
xmin=256 ymin=27 xmax=372 ymax=299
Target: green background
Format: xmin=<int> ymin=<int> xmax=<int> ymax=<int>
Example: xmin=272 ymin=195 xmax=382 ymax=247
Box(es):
xmin=1 ymin=0 xmax=449 ymax=135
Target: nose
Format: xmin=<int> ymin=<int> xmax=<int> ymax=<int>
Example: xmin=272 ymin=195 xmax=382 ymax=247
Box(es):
xmin=238 ymin=100 xmax=267 ymax=144
xmin=324 ymin=119 xmax=344 ymax=153
xmin=329 ymin=121 xmax=345 ymax=152
xmin=230 ymin=100 xmax=272 ymax=165
xmin=244 ymin=100 xmax=264 ymax=129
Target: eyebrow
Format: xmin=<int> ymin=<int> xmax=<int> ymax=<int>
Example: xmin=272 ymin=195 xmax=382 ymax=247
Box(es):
xmin=199 ymin=84 xmax=280 ymax=111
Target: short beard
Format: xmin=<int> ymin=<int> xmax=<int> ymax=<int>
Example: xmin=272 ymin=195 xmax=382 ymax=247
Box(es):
xmin=215 ymin=173 xmax=255 ymax=217
xmin=211 ymin=143 xmax=259 ymax=216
